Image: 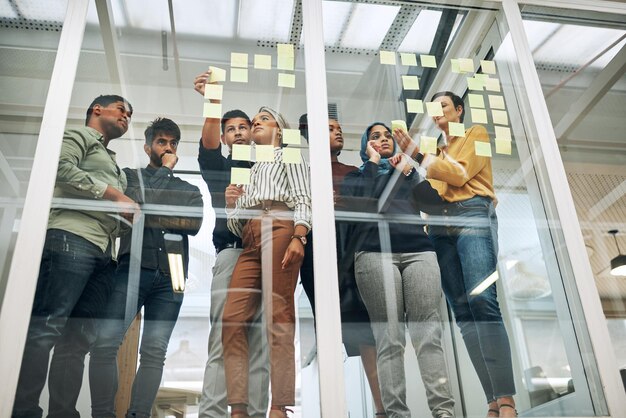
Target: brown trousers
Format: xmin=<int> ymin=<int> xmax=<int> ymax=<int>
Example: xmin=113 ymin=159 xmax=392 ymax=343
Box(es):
xmin=222 ymin=214 xmax=301 ymax=407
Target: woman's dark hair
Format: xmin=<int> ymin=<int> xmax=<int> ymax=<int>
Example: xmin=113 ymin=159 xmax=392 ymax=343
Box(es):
xmin=144 ymin=117 xmax=180 ymax=145
xmin=431 ymin=91 xmax=465 ymax=123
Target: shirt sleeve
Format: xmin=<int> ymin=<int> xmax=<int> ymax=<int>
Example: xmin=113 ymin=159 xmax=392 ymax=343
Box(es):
xmin=285 ymin=156 xmax=312 ymax=231
xmin=226 ymin=203 xmax=244 ymax=237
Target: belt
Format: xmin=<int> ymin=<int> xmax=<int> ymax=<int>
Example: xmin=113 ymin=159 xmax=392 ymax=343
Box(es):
xmin=248 ymin=200 xmax=291 ymax=212
xmin=216 ymin=241 xmax=242 ymax=253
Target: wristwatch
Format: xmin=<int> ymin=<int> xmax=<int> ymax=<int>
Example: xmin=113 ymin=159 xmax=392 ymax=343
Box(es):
xmin=291 ymin=234 xmax=307 ymax=246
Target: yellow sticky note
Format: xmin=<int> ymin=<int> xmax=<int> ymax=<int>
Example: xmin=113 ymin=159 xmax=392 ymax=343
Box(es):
xmin=282 ymin=148 xmax=301 ymax=164
xmin=231 ymin=68 xmax=248 ymax=83
xmin=420 ymin=54 xmax=437 ymax=68
xmin=203 ymin=102 xmax=222 ymax=119
xmin=467 ymin=77 xmax=483 ymax=91
xmin=209 ymin=66 xmax=227 ymax=83
xmin=282 ymin=129 xmax=301 ymax=145
xmin=451 ymin=59 xmax=460 ymax=73
xmin=232 ymin=144 xmax=251 ymax=161
xmin=277 ymin=54 xmax=294 ymax=71
xmin=488 ymin=95 xmax=505 ymax=110
xmin=495 ymin=138 xmax=512 ymax=155
xmin=400 ymin=53 xmax=417 ymax=66
xmin=277 ymin=43 xmax=295 ymax=57
xmin=471 ymin=108 xmax=488 ymax=124
xmin=458 ymin=58 xmax=474 ymax=73
xmin=468 ymin=94 xmax=485 ymax=108
xmin=402 ymin=75 xmax=419 ymax=90
xmin=475 ymin=141 xmax=492 ymax=157
xmin=204 ymin=84 xmax=223 ymax=100
xmin=420 ymin=136 xmax=438 ymax=154
xmin=380 ymin=50 xmax=396 ymax=65
xmin=481 ymin=60 xmax=496 ymax=75
xmin=231 ymin=52 xmax=248 ymax=68
xmin=448 ymin=122 xmax=466 ymax=137
xmin=254 ymin=54 xmax=272 ymax=70
xmin=492 ymin=110 xmax=509 ymax=125
xmin=475 ymin=73 xmax=490 ymax=82
xmin=231 ymin=167 xmax=250 ymax=185
xmin=495 ymin=126 xmax=512 ymax=141
xmin=485 ymin=78 xmax=501 ymax=92
xmin=406 ymin=99 xmax=424 ymax=114
xmin=278 ymin=73 xmax=296 ymax=88
xmin=425 ymin=101 xmax=443 ymax=117
xmin=255 ymin=144 xmax=274 ymax=162
xmin=391 ymin=120 xmax=407 ymax=133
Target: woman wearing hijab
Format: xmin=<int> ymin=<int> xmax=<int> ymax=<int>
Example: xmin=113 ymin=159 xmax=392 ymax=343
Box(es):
xmin=342 ymin=123 xmax=455 ymax=418
xmin=222 ymin=107 xmax=311 ymax=418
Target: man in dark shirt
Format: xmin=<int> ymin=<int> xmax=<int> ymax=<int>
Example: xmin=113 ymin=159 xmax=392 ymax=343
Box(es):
xmin=193 ymin=69 xmax=269 ymax=418
xmin=87 ymin=117 xmax=204 ymax=418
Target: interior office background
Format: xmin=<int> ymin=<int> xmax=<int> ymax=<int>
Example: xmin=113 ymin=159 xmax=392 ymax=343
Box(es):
xmin=0 ymin=0 xmax=625 ymax=417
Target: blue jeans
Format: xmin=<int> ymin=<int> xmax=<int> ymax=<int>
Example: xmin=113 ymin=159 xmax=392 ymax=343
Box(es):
xmin=89 ymin=265 xmax=183 ymax=418
xmin=12 ymin=229 xmax=115 ymax=418
xmin=429 ymin=196 xmax=515 ymax=402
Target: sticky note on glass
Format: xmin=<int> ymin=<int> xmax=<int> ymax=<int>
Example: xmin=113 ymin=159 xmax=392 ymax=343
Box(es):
xmin=278 ymin=73 xmax=295 ymax=88
xmin=468 ymin=94 xmax=485 ymax=108
xmin=277 ymin=54 xmax=294 ymax=71
xmin=488 ymin=95 xmax=505 ymax=110
xmin=406 ymin=99 xmax=424 ymax=114
xmin=231 ymin=167 xmax=250 ymax=185
xmin=209 ymin=66 xmax=227 ymax=83
xmin=467 ymin=77 xmax=483 ymax=91
xmin=282 ymin=129 xmax=301 ymax=145
xmin=471 ymin=108 xmax=488 ymax=124
xmin=420 ymin=136 xmax=438 ymax=154
xmin=492 ymin=110 xmax=508 ymax=125
xmin=204 ymin=84 xmax=223 ymax=100
xmin=254 ymin=54 xmax=272 ymax=70
xmin=495 ymin=126 xmax=512 ymax=141
xmin=232 ymin=144 xmax=251 ymax=161
xmin=231 ymin=52 xmax=248 ymax=68
xmin=391 ymin=120 xmax=407 ymax=133
xmin=203 ymin=102 xmax=222 ymax=119
xmin=255 ymin=145 xmax=274 ymax=162
xmin=231 ymin=68 xmax=248 ymax=83
xmin=379 ymin=50 xmax=396 ymax=65
xmin=485 ymin=78 xmax=501 ymax=92
xmin=420 ymin=54 xmax=437 ymax=68
xmin=475 ymin=141 xmax=492 ymax=157
xmin=495 ymin=139 xmax=512 ymax=155
xmin=458 ymin=58 xmax=474 ymax=73
xmin=400 ymin=53 xmax=417 ymax=66
xmin=475 ymin=73 xmax=490 ymax=82
xmin=451 ymin=59 xmax=460 ymax=73
xmin=402 ymin=75 xmax=419 ymax=90
xmin=277 ymin=43 xmax=294 ymax=57
xmin=282 ymin=148 xmax=301 ymax=164
xmin=480 ymin=60 xmax=496 ymax=74
xmin=426 ymin=101 xmax=443 ymax=117
xmin=448 ymin=122 xmax=465 ymax=137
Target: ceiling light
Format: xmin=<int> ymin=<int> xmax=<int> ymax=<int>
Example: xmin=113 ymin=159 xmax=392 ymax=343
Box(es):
xmin=609 ymin=230 xmax=626 ymax=276
xmin=238 ymin=0 xmax=294 ymax=42
xmin=165 ymin=233 xmax=186 ymax=293
xmin=469 ymin=271 xmax=499 ymax=296
xmin=398 ymin=9 xmax=442 ymax=53
xmin=340 ymin=3 xmax=400 ymax=50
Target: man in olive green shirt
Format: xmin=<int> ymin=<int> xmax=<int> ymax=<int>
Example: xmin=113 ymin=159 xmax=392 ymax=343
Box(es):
xmin=12 ymin=95 xmax=137 ymax=418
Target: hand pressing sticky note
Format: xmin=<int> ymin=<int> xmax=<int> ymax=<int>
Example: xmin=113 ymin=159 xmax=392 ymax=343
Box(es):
xmin=495 ymin=138 xmax=512 ymax=155
xmin=255 ymin=145 xmax=275 ymax=162
xmin=204 ymin=84 xmax=223 ymax=100
xmin=278 ymin=73 xmax=295 ymax=88
xmin=380 ymin=50 xmax=396 ymax=65
xmin=277 ymin=54 xmax=294 ymax=71
xmin=468 ymin=93 xmax=485 ymax=109
xmin=203 ymin=102 xmax=222 ymax=119
xmin=231 ymin=68 xmax=248 ymax=83
xmin=400 ymin=53 xmax=417 ymax=66
xmin=425 ymin=101 xmax=443 ymax=117
xmin=420 ymin=54 xmax=437 ymax=68
xmin=209 ymin=66 xmax=226 ymax=83
xmin=282 ymin=129 xmax=301 ymax=145
xmin=232 ymin=144 xmax=251 ymax=161
xmin=474 ymin=141 xmax=492 ymax=157
xmin=391 ymin=120 xmax=408 ymax=133
xmin=471 ymin=108 xmax=488 ymax=124
xmin=451 ymin=59 xmax=460 ymax=73
xmin=495 ymin=126 xmax=512 ymax=141
xmin=485 ymin=78 xmax=501 ymax=92
xmin=282 ymin=148 xmax=301 ymax=164
xmin=492 ymin=110 xmax=509 ymax=125
xmin=231 ymin=52 xmax=248 ymax=68
xmin=231 ymin=167 xmax=250 ymax=185
xmin=480 ymin=60 xmax=496 ymax=74
xmin=467 ymin=77 xmax=483 ymax=91
xmin=488 ymin=95 xmax=505 ymax=110
xmin=406 ymin=99 xmax=424 ymax=114
xmin=277 ymin=43 xmax=294 ymax=57
xmin=254 ymin=54 xmax=272 ymax=70
xmin=448 ymin=122 xmax=466 ymax=137
xmin=420 ymin=136 xmax=438 ymax=155
xmin=402 ymin=75 xmax=419 ymax=90
xmin=458 ymin=58 xmax=474 ymax=73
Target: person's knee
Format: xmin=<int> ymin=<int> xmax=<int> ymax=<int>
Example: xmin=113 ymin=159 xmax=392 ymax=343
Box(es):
xmin=468 ymin=293 xmax=501 ymax=321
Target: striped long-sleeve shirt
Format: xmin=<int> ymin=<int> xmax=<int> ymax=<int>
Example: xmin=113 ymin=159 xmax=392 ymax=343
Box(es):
xmin=226 ymin=147 xmax=312 ymax=237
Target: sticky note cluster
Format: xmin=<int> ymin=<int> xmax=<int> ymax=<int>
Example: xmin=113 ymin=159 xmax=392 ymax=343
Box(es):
xmin=380 ymin=51 xmax=438 ymax=69
xmin=277 ymin=43 xmax=296 ymax=89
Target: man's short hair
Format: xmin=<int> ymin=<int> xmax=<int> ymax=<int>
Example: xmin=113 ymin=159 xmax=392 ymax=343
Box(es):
xmin=221 ymin=109 xmax=251 ymax=134
xmin=144 ymin=117 xmax=181 ymax=145
xmin=85 ymin=95 xmax=133 ymax=125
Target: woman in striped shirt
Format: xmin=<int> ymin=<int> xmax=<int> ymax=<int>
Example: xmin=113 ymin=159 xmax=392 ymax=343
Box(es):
xmin=222 ymin=107 xmax=311 ymax=418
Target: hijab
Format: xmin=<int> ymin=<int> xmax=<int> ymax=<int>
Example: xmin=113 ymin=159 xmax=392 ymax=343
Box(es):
xmin=358 ymin=122 xmax=396 ymax=176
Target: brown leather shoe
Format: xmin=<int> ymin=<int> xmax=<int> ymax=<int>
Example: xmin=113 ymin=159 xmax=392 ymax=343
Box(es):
xmin=269 ymin=405 xmax=294 ymax=417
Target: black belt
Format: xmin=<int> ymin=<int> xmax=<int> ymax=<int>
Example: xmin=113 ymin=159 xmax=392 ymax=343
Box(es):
xmin=216 ymin=241 xmax=242 ymax=253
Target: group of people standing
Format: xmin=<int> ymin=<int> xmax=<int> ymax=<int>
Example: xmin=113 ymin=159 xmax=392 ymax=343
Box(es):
xmin=11 ymin=67 xmax=517 ymax=418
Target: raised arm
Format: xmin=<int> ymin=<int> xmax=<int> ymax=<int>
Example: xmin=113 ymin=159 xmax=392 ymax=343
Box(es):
xmin=193 ymin=69 xmax=222 ymax=151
